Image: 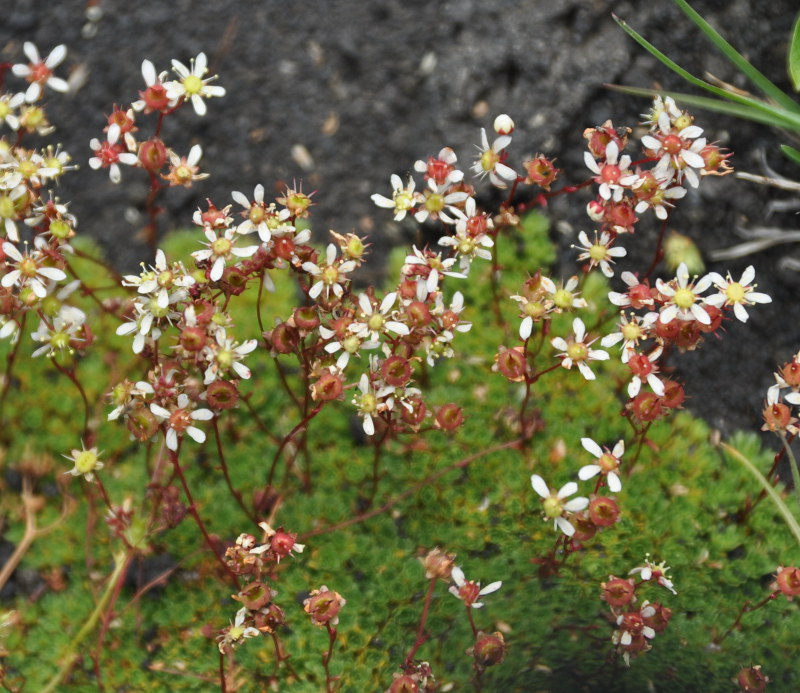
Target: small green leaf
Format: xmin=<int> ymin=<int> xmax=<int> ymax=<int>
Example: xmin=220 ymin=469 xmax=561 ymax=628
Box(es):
xmin=781 ymin=144 xmax=800 ymax=167
xmin=607 ymin=83 xmax=800 ymax=131
xmin=790 ymin=11 xmax=800 ymax=91
xmin=673 ymin=0 xmax=800 ymax=113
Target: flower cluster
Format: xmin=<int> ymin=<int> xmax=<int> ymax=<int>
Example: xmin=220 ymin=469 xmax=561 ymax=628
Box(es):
xmin=601 ymin=556 xmax=676 ymax=665
xmin=87 ymin=53 xmax=224 ymax=185
xmin=531 ymin=436 xmax=623 ymax=541
xmin=602 ymin=261 xmax=771 ymax=422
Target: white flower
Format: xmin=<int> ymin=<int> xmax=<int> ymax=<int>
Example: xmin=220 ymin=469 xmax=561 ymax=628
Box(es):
xmin=655 ymin=262 xmax=712 ymax=325
xmin=351 ymin=372 xmax=394 ymax=436
xmin=166 ymin=52 xmax=225 ymax=116
xmin=578 ymin=438 xmax=624 ymax=493
xmin=448 ymin=566 xmax=502 ymax=608
xmin=601 ymin=312 xmax=657 ymax=362
xmin=371 ymin=174 xmax=419 ymax=221
xmin=349 ymin=292 xmax=409 ymax=341
xmin=115 ymin=295 xmax=181 ymax=354
xmin=572 ymin=230 xmax=626 ymax=278
xmin=703 ymin=265 xmax=771 ymax=323
xmin=643 ymin=119 xmax=707 ymax=189
xmin=192 ymin=226 xmax=259 ymax=282
xmin=231 ymin=184 xmax=273 ymax=242
xmin=0 ymin=92 xmax=24 ymax=130
xmin=202 ymin=329 xmax=258 ymax=384
xmin=31 ymin=315 xmax=84 ymax=358
xmin=626 ymin=346 xmax=665 ymax=398
xmin=63 ymin=444 xmax=103 ymax=482
xmin=217 ymin=607 xmax=260 ymax=653
xmin=11 ymin=43 xmax=69 ymax=102
xmin=530 ymin=473 xmax=589 ymax=537
xmin=122 ymin=249 xmax=195 ymax=309
xmin=1 ymin=241 xmax=66 ymax=298
xmin=321 ymin=327 xmax=379 ymax=371
xmin=402 ymin=245 xmax=464 ymax=294
xmin=471 ymin=128 xmax=517 ymax=188
xmin=608 ymin=271 xmax=654 ymax=309
xmin=131 ymin=59 xmax=176 ymax=112
xmin=629 ymin=556 xmax=677 ymax=595
xmin=88 ymin=123 xmax=138 ymax=184
xmin=413 ymin=147 xmax=463 ymax=187
xmin=583 ymin=140 xmax=637 ymax=202
xmin=550 ymin=317 xmax=609 ymax=381
xmin=150 ymin=393 xmax=213 ymax=451
xmin=302 ymin=243 xmax=357 ymax=300
xmin=634 ymin=180 xmax=686 ymax=220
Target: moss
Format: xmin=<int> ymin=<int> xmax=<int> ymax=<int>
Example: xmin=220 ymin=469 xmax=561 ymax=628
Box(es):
xmin=1 ymin=219 xmax=798 ymax=691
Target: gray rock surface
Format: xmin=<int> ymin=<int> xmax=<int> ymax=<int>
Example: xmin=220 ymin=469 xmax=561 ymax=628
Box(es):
xmin=2 ymin=0 xmax=799 ymax=436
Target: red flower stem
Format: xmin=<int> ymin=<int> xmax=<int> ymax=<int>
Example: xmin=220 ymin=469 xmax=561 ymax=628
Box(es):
xmin=50 ymin=360 xmax=91 ymax=443
xmin=212 ymin=417 xmax=259 ymax=526
xmin=366 ymin=420 xmax=392 ymax=508
xmin=715 ymin=593 xmax=776 ymax=644
xmin=238 ymin=392 xmax=282 ymax=444
xmin=168 ymin=448 xmax=241 ymax=589
xmin=642 ymin=216 xmax=670 ymax=281
xmin=266 ymin=402 xmax=324 ymax=490
xmin=322 ymin=623 xmax=338 ymax=693
xmin=465 ymin=605 xmax=479 ymax=638
xmin=301 ymin=438 xmax=523 ymax=540
xmin=219 ymin=651 xmax=227 ymax=693
xmin=403 ymin=577 xmax=438 ymax=668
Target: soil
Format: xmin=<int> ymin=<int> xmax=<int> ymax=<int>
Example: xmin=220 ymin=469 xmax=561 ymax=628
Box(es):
xmin=1 ymin=0 xmax=799 ymax=439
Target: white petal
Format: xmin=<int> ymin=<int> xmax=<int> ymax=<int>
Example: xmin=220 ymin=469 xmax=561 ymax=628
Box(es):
xmin=555 ymin=517 xmax=575 ymax=537
xmin=557 ymin=481 xmax=578 ymax=499
xmin=579 ymin=464 xmax=601 ymax=481
xmin=581 ymin=437 xmax=603 ymax=458
xmin=530 ymin=474 xmax=550 ymax=498
xmin=186 ymin=426 xmax=206 ymax=443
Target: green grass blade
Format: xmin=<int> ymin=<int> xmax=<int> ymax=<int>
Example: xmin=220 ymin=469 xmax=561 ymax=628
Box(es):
xmin=720 ymin=442 xmax=800 ymax=548
xmin=781 ymin=144 xmax=800 ymax=167
xmin=613 ymin=14 xmax=763 ymax=110
xmin=790 ymin=11 xmax=800 ymax=91
xmin=608 ymin=84 xmax=800 ymax=132
xmin=673 ymin=0 xmax=800 ymax=113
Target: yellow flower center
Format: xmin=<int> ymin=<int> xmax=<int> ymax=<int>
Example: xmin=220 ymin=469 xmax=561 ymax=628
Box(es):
xmin=566 ymin=342 xmax=588 ymax=361
xmin=524 ymin=301 xmax=545 ymax=319
xmin=457 ymin=237 xmax=476 ymax=255
xmin=342 ymin=335 xmax=361 ymax=354
xmin=19 ymin=257 xmax=38 ymax=278
xmin=211 ymin=237 xmax=232 ymax=257
xmin=480 ymin=149 xmax=499 ymax=173
xmin=542 ymin=496 xmax=563 ymax=518
xmin=183 ymin=74 xmax=204 ymax=95
xmin=588 ymin=243 xmax=607 ymax=262
xmin=553 ymin=288 xmax=574 ymax=310
xmin=725 ymin=282 xmax=746 ymax=304
xmin=359 ymin=392 xmax=377 ymax=414
xmin=49 ymin=219 xmax=71 ymax=239
xmin=673 ymin=287 xmax=695 ymax=309
xmin=394 ymin=191 xmax=414 ymax=212
xmin=322 ymin=265 xmax=340 ymax=285
xmin=157 ymin=270 xmax=174 ymax=287
xmin=74 ymin=449 xmax=98 ymax=474
xmin=367 ymin=313 xmax=385 ymax=332
xmin=217 ymin=348 xmax=234 ymax=370
xmin=598 ymin=453 xmax=617 ymax=473
xmin=424 ymin=192 xmax=444 ymax=213
xmin=621 ymin=322 xmax=642 ymax=342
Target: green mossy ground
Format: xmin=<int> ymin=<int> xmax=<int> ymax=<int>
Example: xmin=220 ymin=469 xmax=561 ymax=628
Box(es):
xmin=1 ymin=217 xmax=798 ymax=691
